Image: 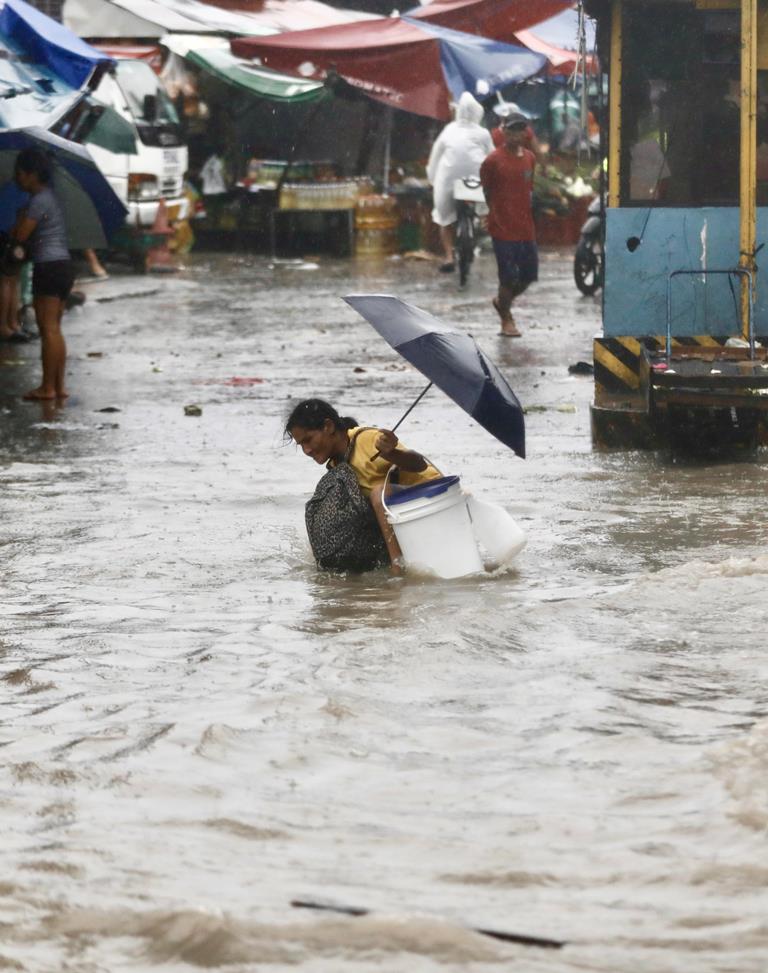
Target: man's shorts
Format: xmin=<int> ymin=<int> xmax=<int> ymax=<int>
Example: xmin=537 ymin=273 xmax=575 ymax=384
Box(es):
xmin=492 ymin=239 xmax=539 ymax=290
xmin=32 ymin=260 xmax=75 ymax=301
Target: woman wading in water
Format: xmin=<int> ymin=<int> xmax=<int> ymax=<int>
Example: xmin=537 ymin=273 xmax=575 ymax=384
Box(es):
xmin=286 ymin=399 xmax=441 ymax=573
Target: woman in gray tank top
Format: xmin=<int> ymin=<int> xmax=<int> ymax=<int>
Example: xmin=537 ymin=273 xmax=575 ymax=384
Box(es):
xmin=12 ymin=147 xmax=74 ymax=401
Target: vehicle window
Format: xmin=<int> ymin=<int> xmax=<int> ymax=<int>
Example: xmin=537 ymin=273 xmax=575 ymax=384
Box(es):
xmin=115 ymin=59 xmax=179 ymax=125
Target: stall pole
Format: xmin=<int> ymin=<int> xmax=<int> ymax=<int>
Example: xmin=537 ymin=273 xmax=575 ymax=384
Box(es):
xmin=739 ymin=0 xmax=758 ymax=341
xmin=382 ymin=106 xmax=393 ymax=195
xmin=608 ymin=0 xmax=622 ymax=207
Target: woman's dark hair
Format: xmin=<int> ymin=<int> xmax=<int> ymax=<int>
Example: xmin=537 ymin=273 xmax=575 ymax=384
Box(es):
xmin=284 ymin=399 xmax=358 ymax=438
xmin=15 ymin=148 xmax=53 ymax=185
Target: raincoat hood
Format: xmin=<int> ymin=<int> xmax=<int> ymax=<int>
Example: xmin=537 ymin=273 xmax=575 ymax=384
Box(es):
xmin=454 ymin=91 xmax=484 ymax=126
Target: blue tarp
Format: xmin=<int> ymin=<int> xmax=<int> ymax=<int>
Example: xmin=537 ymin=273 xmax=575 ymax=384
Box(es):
xmin=0 ymin=0 xmax=112 ymax=91
xmin=401 ymin=17 xmax=546 ymax=103
xmin=0 ymin=34 xmax=77 ymax=130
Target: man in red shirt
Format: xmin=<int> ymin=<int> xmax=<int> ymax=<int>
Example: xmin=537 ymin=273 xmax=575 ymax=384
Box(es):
xmin=480 ymin=113 xmax=537 ymax=337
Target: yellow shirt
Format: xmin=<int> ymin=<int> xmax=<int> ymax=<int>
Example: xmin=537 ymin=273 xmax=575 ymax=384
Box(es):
xmin=332 ymin=426 xmax=441 ymax=495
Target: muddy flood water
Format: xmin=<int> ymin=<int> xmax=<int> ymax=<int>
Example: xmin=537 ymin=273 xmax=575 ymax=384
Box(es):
xmin=1 ymin=250 xmax=767 ymax=973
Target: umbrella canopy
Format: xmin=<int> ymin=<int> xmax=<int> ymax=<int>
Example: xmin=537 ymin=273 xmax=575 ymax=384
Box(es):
xmin=232 ymin=16 xmax=546 ymax=120
xmin=0 ymin=127 xmax=127 ymax=249
xmin=345 ymin=294 xmax=525 ymax=458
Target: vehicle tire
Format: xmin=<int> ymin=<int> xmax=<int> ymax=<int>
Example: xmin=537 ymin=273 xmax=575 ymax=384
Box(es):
xmin=574 ymin=238 xmax=602 ymax=296
xmin=456 ymin=212 xmax=475 ymax=288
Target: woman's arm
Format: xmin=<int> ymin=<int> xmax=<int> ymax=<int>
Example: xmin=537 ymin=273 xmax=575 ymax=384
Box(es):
xmin=13 ymin=215 xmax=37 ymax=244
xmin=375 ymin=429 xmax=427 ymax=473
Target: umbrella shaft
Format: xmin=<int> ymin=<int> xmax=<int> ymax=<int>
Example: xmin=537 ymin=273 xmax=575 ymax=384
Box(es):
xmin=392 ymin=381 xmax=433 ymax=433
xmin=371 ymin=381 xmax=433 ymax=460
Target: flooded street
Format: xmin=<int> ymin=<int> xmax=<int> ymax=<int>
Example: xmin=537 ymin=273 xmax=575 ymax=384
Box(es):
xmin=2 ymin=249 xmax=767 ymax=973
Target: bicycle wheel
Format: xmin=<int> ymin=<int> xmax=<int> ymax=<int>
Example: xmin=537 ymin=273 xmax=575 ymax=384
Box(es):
xmin=455 ymin=207 xmax=475 ymax=287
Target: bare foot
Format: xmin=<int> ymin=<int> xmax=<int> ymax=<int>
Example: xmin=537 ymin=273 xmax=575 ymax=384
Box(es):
xmin=23 ymin=387 xmax=57 ymax=400
xmin=496 ymin=307 xmax=522 ymax=337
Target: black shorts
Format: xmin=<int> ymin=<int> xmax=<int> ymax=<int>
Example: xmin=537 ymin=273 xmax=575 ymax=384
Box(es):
xmin=32 ymin=260 xmax=75 ymax=301
xmin=492 ymin=239 xmax=539 ymax=290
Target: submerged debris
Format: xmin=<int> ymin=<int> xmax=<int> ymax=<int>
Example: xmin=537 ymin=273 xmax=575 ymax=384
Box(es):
xmin=568 ymin=361 xmax=594 ymax=375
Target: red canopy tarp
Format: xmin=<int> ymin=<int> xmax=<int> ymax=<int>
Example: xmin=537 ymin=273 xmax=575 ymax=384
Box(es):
xmin=513 ymin=28 xmax=598 ymax=76
xmin=232 ymin=19 xmax=453 ymax=118
xmin=95 ymin=43 xmax=164 ymax=73
xmin=231 ymin=1 xmax=570 ymax=119
xmin=406 ymin=0 xmax=573 ymax=43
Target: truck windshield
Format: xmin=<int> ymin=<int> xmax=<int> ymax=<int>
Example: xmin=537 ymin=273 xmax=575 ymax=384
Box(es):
xmin=115 ymin=59 xmax=179 ymax=125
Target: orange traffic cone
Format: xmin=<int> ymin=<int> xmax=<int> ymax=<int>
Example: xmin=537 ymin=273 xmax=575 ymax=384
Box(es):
xmin=145 ymin=198 xmax=177 ymax=273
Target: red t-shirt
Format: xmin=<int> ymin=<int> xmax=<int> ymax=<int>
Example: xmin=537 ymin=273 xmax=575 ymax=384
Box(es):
xmin=480 ymin=145 xmax=536 ymax=242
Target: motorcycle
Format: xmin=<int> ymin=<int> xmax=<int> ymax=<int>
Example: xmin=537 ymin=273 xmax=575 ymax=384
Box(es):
xmin=573 ymin=194 xmax=604 ymax=296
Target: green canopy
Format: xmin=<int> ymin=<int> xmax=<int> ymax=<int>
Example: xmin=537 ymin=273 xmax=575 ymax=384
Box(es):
xmin=187 ymin=48 xmax=326 ymax=103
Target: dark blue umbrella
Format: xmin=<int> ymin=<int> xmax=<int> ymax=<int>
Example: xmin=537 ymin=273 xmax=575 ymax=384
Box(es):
xmin=0 ymin=127 xmax=127 ymax=248
xmin=344 ymin=294 xmax=525 ymax=458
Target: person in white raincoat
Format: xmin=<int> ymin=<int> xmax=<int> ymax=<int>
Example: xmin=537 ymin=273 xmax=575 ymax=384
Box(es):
xmin=426 ymin=91 xmax=493 ymax=272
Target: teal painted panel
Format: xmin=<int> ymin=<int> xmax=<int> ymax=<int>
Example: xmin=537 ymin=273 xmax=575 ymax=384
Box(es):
xmin=604 ymin=208 xmax=768 ymax=337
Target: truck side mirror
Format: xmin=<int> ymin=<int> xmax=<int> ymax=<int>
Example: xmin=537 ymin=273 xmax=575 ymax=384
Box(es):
xmin=143 ymin=94 xmax=158 ymax=121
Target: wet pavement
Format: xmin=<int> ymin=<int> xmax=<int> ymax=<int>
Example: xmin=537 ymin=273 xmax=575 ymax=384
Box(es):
xmin=1 ymin=249 xmax=767 ymax=972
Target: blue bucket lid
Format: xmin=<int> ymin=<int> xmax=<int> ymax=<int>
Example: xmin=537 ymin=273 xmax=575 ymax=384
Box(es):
xmin=386 ymin=475 xmax=460 ymax=507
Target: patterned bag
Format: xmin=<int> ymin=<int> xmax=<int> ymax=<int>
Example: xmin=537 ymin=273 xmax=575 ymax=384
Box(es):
xmin=305 ymin=431 xmax=389 ymax=572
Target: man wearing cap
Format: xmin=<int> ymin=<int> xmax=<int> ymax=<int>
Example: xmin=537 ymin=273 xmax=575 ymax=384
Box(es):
xmin=490 ymin=103 xmax=545 ymax=164
xmin=480 ymin=112 xmax=538 ymax=337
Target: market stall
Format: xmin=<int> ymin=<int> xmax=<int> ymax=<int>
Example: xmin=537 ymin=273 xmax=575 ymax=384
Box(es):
xmin=229 ymin=10 xmax=551 ymax=255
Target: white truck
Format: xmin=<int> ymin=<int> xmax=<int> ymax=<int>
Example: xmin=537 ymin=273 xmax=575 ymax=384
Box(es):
xmin=86 ymin=57 xmax=188 ymax=260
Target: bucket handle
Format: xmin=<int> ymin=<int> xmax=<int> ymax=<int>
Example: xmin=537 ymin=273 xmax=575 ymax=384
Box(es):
xmin=380 ymin=464 xmax=395 ymax=520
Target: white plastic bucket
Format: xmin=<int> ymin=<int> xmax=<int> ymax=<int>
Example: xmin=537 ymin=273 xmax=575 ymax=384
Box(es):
xmin=383 ymin=475 xmax=484 ymax=579
xmin=466 ymin=496 xmax=527 ymax=566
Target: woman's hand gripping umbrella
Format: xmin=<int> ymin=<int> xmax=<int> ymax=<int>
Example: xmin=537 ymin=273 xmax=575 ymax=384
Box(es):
xmin=344 ymin=294 xmax=525 ymax=458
